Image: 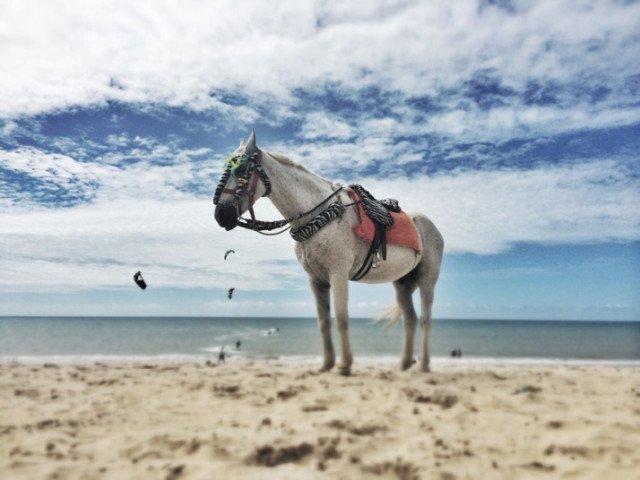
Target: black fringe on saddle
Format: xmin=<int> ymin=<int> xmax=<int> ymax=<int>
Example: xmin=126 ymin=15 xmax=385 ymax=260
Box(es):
xmin=349 ymin=184 xmax=401 ymax=281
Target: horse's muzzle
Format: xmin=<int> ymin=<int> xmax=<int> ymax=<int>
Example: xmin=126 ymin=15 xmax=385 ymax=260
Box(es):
xmin=214 ymin=203 xmax=239 ymax=231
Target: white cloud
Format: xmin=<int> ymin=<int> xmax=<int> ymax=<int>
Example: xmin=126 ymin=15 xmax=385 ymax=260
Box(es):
xmin=299 ymin=111 xmax=354 ymax=140
xmin=269 ymin=135 xmax=428 ymax=173
xmin=421 ymin=104 xmax=640 ymax=142
xmin=363 ymin=160 xmax=640 ymax=254
xmin=1 ymin=147 xmax=637 ymax=293
xmin=0 ymin=148 xmax=109 ymax=204
xmin=1 ymin=120 xmax=18 ymax=137
xmin=1 ymin=0 xmax=638 ymax=144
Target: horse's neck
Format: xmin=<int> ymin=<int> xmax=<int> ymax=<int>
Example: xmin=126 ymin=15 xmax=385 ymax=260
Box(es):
xmin=261 ymin=152 xmax=334 ymax=222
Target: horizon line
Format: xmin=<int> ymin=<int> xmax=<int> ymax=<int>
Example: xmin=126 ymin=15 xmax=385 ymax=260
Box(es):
xmin=1 ymin=315 xmax=638 ymax=322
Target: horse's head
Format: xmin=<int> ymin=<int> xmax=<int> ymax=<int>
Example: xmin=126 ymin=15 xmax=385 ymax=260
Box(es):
xmin=213 ymin=130 xmax=270 ymax=230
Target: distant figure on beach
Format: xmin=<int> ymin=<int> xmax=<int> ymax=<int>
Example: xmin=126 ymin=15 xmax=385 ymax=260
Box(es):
xmin=450 ymin=348 xmax=463 ymax=358
xmin=218 ymin=347 xmax=225 ymax=363
xmin=235 ymin=340 xmax=241 ymax=350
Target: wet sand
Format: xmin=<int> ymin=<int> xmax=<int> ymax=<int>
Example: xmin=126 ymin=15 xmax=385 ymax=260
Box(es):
xmin=1 ymin=361 xmax=639 ymax=479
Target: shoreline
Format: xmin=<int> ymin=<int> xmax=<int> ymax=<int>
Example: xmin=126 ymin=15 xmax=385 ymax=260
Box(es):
xmin=2 ymin=354 xmax=639 ymax=367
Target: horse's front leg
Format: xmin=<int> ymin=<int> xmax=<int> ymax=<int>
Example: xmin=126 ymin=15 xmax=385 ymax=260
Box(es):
xmin=309 ymin=277 xmax=335 ymax=371
xmin=330 ymin=273 xmax=352 ymax=376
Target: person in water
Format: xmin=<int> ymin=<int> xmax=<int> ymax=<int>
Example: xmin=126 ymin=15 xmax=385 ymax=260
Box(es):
xmin=218 ymin=347 xmax=225 ymax=363
xmin=235 ymin=340 xmax=241 ymax=350
xmin=450 ymin=348 xmax=463 ymax=358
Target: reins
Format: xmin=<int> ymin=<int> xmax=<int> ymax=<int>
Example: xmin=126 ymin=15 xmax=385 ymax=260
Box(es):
xmin=237 ymin=186 xmax=347 ymax=237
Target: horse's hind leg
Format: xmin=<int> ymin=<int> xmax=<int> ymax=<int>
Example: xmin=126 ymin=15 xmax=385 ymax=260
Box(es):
xmin=393 ymin=274 xmax=419 ymax=370
xmin=413 ymin=214 xmax=444 ymax=373
xmin=418 ymin=285 xmax=435 ymax=372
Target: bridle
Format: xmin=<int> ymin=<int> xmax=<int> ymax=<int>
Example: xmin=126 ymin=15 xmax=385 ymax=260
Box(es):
xmin=213 ymin=149 xmax=348 ymax=236
xmin=213 ymin=149 xmax=272 ymax=226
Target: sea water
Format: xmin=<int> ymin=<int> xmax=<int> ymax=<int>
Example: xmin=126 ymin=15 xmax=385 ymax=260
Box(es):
xmin=1 ymin=316 xmax=639 ymax=363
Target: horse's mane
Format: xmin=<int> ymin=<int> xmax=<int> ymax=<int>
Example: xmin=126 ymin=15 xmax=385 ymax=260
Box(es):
xmin=266 ymin=151 xmax=334 ymax=187
xmin=267 ymin=151 xmax=313 ymax=173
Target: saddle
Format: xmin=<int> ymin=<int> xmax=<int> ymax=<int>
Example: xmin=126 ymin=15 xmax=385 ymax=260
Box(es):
xmin=348 ymin=184 xmax=421 ymax=281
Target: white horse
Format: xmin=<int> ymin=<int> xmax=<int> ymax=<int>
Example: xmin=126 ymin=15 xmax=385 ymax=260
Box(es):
xmin=214 ymin=132 xmax=443 ymax=375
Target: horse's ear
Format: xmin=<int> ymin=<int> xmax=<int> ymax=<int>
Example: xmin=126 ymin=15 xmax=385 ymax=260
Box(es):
xmin=244 ymin=130 xmax=257 ymax=156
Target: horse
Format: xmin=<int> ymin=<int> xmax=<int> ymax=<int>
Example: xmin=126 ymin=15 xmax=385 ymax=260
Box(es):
xmin=213 ymin=131 xmax=443 ymax=375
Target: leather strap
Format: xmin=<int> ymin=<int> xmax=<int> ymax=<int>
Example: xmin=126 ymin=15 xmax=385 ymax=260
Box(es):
xmin=246 ymin=168 xmax=260 ymax=222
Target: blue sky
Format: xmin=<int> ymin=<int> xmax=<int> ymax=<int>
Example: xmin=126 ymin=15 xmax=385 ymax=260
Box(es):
xmin=0 ymin=0 xmax=639 ymax=319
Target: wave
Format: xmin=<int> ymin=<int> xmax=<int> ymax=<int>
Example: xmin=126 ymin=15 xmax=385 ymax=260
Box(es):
xmin=210 ymin=327 xmax=280 ymax=342
xmin=200 ymin=345 xmax=246 ymax=355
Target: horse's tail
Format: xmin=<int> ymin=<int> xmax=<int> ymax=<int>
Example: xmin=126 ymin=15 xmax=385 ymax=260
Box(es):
xmin=376 ymin=302 xmax=402 ymax=327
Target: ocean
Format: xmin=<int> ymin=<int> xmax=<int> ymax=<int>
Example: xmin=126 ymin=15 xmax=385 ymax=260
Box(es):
xmin=1 ymin=316 xmax=639 ymax=364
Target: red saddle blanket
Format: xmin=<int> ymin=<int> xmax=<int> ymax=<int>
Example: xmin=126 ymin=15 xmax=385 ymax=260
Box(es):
xmin=349 ymin=190 xmax=422 ymax=253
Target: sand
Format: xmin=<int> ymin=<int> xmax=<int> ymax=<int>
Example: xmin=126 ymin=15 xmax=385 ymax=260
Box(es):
xmin=1 ymin=360 xmax=639 ymax=480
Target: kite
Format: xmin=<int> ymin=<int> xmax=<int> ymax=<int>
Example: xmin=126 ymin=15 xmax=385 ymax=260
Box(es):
xmin=224 ymin=249 xmax=235 ymax=260
xmin=133 ymin=271 xmax=147 ymax=290
xmin=227 ymin=287 xmax=235 ymax=300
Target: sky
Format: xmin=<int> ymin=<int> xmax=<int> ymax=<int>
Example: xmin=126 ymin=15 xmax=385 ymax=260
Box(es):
xmin=0 ymin=0 xmax=639 ymax=320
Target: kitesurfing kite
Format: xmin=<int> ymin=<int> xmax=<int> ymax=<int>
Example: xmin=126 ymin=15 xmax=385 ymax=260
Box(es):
xmin=227 ymin=287 xmax=235 ymax=300
xmin=224 ymin=249 xmax=235 ymax=260
xmin=133 ymin=271 xmax=147 ymax=290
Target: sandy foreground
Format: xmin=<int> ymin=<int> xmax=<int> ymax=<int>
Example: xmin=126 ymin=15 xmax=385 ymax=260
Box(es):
xmin=1 ymin=360 xmax=639 ymax=480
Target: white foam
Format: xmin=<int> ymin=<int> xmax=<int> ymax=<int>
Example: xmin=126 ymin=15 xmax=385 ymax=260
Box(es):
xmin=1 ymin=353 xmax=638 ymax=367
xmin=0 ymin=354 xmax=209 ymax=364
xmin=200 ymin=345 xmax=246 ymax=356
xmin=211 ymin=327 xmax=280 ymax=342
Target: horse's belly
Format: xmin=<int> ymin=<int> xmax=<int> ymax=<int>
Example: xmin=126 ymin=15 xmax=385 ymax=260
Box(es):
xmin=355 ymin=245 xmax=421 ymax=284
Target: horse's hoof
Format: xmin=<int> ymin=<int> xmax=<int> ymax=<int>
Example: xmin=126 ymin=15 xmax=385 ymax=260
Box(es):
xmin=400 ymin=360 xmax=412 ymax=371
xmin=420 ymin=364 xmax=431 ymax=373
xmin=339 ymin=366 xmax=351 ymax=376
xmin=319 ymin=361 xmax=335 ymax=372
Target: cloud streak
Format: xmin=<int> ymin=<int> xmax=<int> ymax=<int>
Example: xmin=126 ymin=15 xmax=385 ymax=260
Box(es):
xmin=1 ymin=147 xmax=637 ymax=292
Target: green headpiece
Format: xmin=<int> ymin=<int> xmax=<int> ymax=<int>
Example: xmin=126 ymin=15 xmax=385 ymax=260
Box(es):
xmin=223 ymin=130 xmax=257 ymax=177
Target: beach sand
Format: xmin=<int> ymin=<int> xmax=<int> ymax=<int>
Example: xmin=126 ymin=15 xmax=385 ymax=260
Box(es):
xmin=1 ymin=361 xmax=638 ymax=479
